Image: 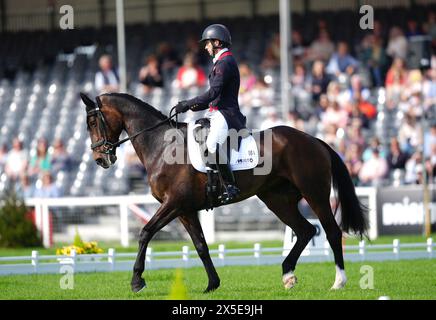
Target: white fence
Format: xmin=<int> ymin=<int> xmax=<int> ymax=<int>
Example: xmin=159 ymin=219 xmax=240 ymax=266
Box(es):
xmin=24 ymin=187 xmax=378 ymax=248
xmin=0 ymin=238 xmax=433 ymax=276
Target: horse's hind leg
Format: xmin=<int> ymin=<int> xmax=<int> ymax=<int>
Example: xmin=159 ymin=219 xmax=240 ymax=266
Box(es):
xmin=257 ymin=191 xmax=316 ymax=289
xmin=305 ymin=196 xmax=346 ymax=289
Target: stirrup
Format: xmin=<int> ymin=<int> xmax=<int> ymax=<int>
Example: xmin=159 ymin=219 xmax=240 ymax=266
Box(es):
xmin=220 ymin=184 xmax=240 ymax=204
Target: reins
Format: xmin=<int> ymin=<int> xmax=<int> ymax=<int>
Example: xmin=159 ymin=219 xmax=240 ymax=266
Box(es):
xmin=111 ymin=106 xmax=178 ymax=149
xmin=88 ymin=102 xmax=179 ymax=155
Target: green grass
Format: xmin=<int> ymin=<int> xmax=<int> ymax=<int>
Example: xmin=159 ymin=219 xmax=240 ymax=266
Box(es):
xmin=0 ymin=259 xmax=435 ymax=300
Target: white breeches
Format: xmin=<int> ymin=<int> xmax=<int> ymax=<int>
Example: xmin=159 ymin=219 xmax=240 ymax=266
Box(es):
xmin=205 ymin=110 xmax=228 ymax=154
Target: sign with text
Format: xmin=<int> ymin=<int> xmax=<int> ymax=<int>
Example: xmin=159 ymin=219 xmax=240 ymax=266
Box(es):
xmin=377 ymin=185 xmax=436 ymax=235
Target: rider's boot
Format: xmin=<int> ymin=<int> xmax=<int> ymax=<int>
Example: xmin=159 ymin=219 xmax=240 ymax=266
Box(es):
xmin=214 ymin=144 xmax=240 ymax=204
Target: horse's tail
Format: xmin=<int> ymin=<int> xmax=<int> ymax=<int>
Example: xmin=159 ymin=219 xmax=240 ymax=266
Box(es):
xmin=317 ymin=139 xmax=369 ymax=238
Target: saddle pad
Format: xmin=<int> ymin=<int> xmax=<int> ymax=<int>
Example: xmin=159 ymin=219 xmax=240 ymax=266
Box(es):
xmin=187 ymin=122 xmax=259 ymax=173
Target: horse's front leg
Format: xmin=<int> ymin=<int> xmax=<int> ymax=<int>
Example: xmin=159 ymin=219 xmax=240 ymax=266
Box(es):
xmin=131 ymin=202 xmax=179 ymax=293
xmin=179 ymin=213 xmax=220 ymax=293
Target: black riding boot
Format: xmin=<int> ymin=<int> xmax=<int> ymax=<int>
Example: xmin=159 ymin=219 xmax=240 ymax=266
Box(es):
xmin=211 ymin=144 xmax=240 ymax=204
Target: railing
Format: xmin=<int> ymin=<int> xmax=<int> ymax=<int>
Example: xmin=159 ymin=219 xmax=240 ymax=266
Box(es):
xmin=23 ymin=187 xmax=377 ymax=248
xmin=0 ymin=238 xmax=433 ymax=276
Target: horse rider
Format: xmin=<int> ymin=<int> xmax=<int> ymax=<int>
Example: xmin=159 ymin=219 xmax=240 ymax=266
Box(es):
xmin=175 ymin=24 xmax=246 ymax=203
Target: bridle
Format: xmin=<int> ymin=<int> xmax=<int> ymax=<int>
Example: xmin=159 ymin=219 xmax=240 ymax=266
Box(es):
xmin=87 ymin=97 xmax=179 ymax=156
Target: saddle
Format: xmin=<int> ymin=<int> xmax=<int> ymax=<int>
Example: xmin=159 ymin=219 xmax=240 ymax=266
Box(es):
xmin=193 ymin=118 xmax=246 ymax=209
xmin=193 ymin=118 xmax=249 ymax=155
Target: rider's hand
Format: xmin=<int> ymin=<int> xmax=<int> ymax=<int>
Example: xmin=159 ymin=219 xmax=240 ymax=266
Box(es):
xmin=175 ymin=100 xmax=190 ymax=113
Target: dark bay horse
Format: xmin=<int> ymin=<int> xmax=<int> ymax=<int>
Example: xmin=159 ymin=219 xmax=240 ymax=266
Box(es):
xmin=80 ymin=92 xmax=368 ymax=293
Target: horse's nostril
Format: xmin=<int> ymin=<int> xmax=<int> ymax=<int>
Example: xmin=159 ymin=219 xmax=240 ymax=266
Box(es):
xmin=96 ymin=158 xmax=103 ymax=166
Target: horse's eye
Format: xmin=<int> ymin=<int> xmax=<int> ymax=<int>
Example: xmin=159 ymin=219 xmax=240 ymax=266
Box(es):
xmin=89 ymin=121 xmax=97 ymax=127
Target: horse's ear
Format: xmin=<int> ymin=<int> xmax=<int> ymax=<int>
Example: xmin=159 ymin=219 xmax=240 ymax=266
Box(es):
xmin=80 ymin=92 xmax=96 ymax=110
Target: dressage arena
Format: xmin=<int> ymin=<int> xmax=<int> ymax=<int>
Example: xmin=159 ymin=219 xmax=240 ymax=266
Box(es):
xmin=0 ymin=0 xmax=436 ymax=302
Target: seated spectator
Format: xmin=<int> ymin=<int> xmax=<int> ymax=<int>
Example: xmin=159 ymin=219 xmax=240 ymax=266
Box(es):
xmin=310 ymin=60 xmax=331 ymax=103
xmin=344 ymin=143 xmax=363 ymax=185
xmin=322 ymin=124 xmax=340 ymax=147
xmin=326 ymin=81 xmax=348 ymax=107
xmin=405 ymin=19 xmax=423 ymax=38
xmin=346 ymin=121 xmax=366 ymax=150
xmin=5 ymin=138 xmax=28 ymax=183
xmin=423 ymin=65 xmax=436 ymax=112
xmin=386 ymin=26 xmax=408 ymax=60
xmin=398 ymin=112 xmax=422 ymax=154
xmin=50 ymin=139 xmax=73 ymax=175
xmin=346 ymin=73 xmax=371 ymax=102
xmin=424 ymin=123 xmax=436 ymax=158
xmin=321 ymin=100 xmax=349 ymax=129
xmin=359 ymin=34 xmax=388 ymax=87
xmin=386 ymin=137 xmax=409 ymax=171
xmin=261 ymin=34 xmax=281 ymax=70
xmin=239 ymin=63 xmax=257 ymax=108
xmin=156 ymin=42 xmax=180 ymax=77
xmin=239 ymin=62 xmax=257 ymax=94
xmin=353 ymin=91 xmax=377 ymax=120
xmin=426 ymin=143 xmax=436 ymax=181
xmin=405 ymin=150 xmax=424 ymax=184
xmin=291 ymin=63 xmax=307 ymax=89
xmin=138 ymin=54 xmax=164 ymax=95
xmin=0 ymin=143 xmax=8 ymax=173
xmin=385 ymin=57 xmax=408 ymax=104
xmin=314 ymin=93 xmax=329 ymax=119
xmin=241 ymin=78 xmax=274 ymax=109
xmin=347 ymin=100 xmax=370 ymax=129
xmin=33 ymin=172 xmax=61 ymax=198
xmin=385 ymin=58 xmax=408 ymax=88
xmin=291 ymin=30 xmax=306 ymax=59
xmin=174 ymin=53 xmax=206 ymax=90
xmin=326 ymin=42 xmax=358 ymax=78
xmin=28 ymin=138 xmax=51 ymax=181
xmin=423 ymin=11 xmax=436 ymax=45
xmin=95 ymin=54 xmax=119 ymax=94
xmin=15 ymin=174 xmax=34 ymax=199
xmin=362 ymin=137 xmax=386 ymax=162
xmin=185 ymin=34 xmax=208 ymax=66
xmin=358 ymin=148 xmax=388 ymax=186
xmin=306 ymin=29 xmax=335 ymax=63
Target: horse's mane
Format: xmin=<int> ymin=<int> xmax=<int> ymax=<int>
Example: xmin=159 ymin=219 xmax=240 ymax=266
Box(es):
xmin=102 ymin=93 xmax=168 ymax=120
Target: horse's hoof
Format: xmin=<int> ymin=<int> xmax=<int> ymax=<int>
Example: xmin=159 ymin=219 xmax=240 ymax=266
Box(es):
xmin=282 ymin=272 xmax=297 ymax=290
xmin=131 ymin=277 xmax=146 ymax=293
xmin=330 ymin=281 xmax=346 ymax=290
xmin=331 ymin=268 xmax=347 ymax=290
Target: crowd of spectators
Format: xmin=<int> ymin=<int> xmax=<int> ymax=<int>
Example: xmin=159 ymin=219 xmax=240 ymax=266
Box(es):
xmin=88 ymin=11 xmax=436 ymax=190
xmin=253 ymin=14 xmax=436 ymax=187
xmin=0 ymin=137 xmax=73 ymax=198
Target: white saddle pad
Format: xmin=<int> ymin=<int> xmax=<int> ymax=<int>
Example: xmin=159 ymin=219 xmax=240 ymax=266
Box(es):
xmin=187 ymin=122 xmax=259 ymax=173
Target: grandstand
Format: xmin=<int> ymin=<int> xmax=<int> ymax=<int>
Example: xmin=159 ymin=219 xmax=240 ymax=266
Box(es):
xmin=0 ymin=1 xmax=435 ymax=242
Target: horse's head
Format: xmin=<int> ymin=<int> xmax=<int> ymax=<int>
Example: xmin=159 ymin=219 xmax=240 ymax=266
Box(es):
xmin=80 ymin=92 xmax=123 ymax=169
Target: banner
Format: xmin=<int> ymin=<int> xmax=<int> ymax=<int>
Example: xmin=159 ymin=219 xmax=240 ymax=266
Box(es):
xmin=377 ymin=185 xmax=436 ymax=235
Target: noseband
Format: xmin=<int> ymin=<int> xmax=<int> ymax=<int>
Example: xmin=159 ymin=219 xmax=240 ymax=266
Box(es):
xmin=86 ymin=97 xmax=179 ymax=156
xmin=87 ymin=99 xmax=117 ymax=156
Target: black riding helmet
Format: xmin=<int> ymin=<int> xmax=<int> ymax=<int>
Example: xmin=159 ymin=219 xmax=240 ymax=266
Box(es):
xmin=199 ymin=24 xmax=232 ymax=48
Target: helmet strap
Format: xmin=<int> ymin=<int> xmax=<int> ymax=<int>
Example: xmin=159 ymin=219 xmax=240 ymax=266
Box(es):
xmin=211 ymin=40 xmax=223 ymax=57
